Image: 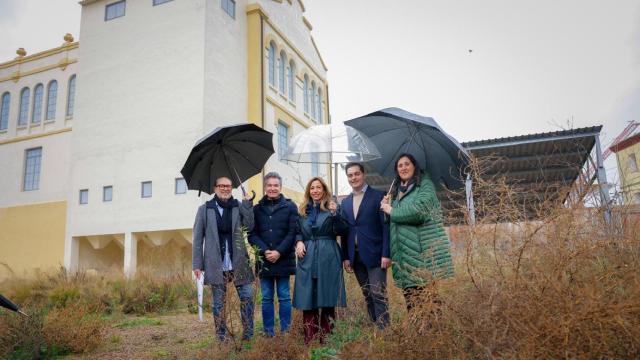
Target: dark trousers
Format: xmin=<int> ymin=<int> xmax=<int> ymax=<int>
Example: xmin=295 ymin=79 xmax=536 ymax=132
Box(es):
xmin=302 ymin=307 xmax=335 ymax=344
xmin=353 ymin=251 xmax=389 ymax=328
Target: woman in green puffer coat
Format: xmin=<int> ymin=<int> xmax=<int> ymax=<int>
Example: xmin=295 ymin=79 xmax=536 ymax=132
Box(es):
xmin=380 ymin=153 xmax=454 ymax=311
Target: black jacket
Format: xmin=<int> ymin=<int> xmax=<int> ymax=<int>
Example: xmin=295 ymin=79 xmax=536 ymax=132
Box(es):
xmin=249 ymin=195 xmax=298 ymax=277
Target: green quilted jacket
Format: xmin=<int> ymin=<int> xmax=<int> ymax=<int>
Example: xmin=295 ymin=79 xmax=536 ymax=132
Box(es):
xmin=390 ymin=176 xmax=454 ymax=289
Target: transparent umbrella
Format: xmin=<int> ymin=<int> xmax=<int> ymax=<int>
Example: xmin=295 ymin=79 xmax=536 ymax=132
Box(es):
xmin=282 ymin=122 xmax=381 ymax=194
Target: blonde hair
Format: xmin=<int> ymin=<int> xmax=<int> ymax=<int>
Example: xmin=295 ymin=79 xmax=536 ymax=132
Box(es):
xmin=298 ymin=177 xmax=332 ymax=216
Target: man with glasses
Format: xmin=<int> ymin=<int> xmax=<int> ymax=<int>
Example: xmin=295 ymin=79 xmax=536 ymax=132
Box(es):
xmin=192 ymin=177 xmax=255 ymax=341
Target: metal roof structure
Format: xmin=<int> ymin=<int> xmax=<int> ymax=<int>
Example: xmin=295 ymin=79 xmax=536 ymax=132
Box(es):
xmin=363 ymin=125 xmax=606 ymax=224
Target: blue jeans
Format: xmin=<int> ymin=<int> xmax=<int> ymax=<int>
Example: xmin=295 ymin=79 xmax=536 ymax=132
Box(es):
xmin=212 ymin=277 xmax=254 ymax=341
xmin=260 ymin=276 xmax=291 ymax=336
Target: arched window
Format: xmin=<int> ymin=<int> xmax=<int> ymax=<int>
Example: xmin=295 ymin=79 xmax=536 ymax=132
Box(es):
xmin=66 ymin=75 xmax=76 ymax=117
xmin=288 ymin=60 xmax=296 ymax=101
xmin=46 ymin=80 xmax=58 ymax=120
xmin=268 ymin=42 xmax=276 ymax=87
xmin=303 ymin=74 xmax=309 ymax=113
xmin=18 ymin=87 xmax=30 ymax=126
xmin=317 ymin=88 xmax=323 ymax=123
xmin=310 ymin=81 xmax=316 ymax=119
xmin=31 ymin=84 xmax=44 ymax=124
xmin=278 ymin=51 xmax=286 ymax=94
xmin=0 ymin=92 xmax=10 ymax=131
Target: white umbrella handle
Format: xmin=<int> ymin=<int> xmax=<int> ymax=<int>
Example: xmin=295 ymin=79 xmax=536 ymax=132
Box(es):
xmin=196 ymin=273 xmax=204 ymax=322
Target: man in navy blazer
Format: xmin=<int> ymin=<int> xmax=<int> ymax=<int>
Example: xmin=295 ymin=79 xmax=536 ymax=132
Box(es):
xmin=340 ymin=162 xmax=390 ymax=328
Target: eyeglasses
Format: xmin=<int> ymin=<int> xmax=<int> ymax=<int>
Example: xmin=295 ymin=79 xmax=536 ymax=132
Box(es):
xmin=216 ymin=184 xmax=232 ymax=189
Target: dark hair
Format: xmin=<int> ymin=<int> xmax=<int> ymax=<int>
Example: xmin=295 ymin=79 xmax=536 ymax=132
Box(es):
xmin=344 ymin=162 xmax=364 ymax=174
xmin=391 ymin=153 xmax=422 ymax=197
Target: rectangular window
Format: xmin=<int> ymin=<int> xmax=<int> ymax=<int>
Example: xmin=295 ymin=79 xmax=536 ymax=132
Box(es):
xmin=153 ymin=0 xmax=172 ymax=5
xmin=103 ymin=186 xmax=113 ymax=202
xmin=627 ymin=153 xmax=638 ymax=173
xmin=79 ymin=189 xmax=89 ymax=205
xmin=23 ymin=147 xmax=42 ymax=191
xmin=141 ymin=181 xmax=152 ymax=198
xmin=221 ymin=0 xmax=235 ymax=19
xmin=277 ymin=121 xmax=289 ymax=162
xmin=311 ymin=153 xmax=319 ymax=177
xmin=175 ymin=178 xmax=187 ymax=194
xmin=105 ymin=0 xmax=126 ymax=21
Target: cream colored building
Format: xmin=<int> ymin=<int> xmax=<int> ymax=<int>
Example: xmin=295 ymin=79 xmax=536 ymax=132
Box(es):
xmin=610 ymin=132 xmax=640 ymax=204
xmin=0 ymin=0 xmax=330 ymax=278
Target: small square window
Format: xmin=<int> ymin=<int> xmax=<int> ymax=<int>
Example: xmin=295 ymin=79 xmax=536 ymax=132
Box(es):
xmin=221 ymin=0 xmax=235 ymax=19
xmin=175 ymin=178 xmax=187 ymax=194
xmin=103 ymin=186 xmax=113 ymax=202
xmin=627 ymin=153 xmax=638 ymax=173
xmin=105 ymin=0 xmax=126 ymax=21
xmin=153 ymin=0 xmax=172 ymax=5
xmin=79 ymin=189 xmax=89 ymax=205
xmin=141 ymin=181 xmax=152 ymax=198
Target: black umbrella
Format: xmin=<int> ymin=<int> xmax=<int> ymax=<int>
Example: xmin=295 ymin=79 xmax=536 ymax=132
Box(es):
xmin=180 ymin=123 xmax=274 ymax=196
xmin=345 ymin=107 xmax=469 ymax=191
xmin=0 ymin=294 xmax=27 ymax=316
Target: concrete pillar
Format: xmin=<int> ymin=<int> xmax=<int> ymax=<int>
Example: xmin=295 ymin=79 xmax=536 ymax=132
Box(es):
xmin=64 ymin=235 xmax=79 ymax=272
xmin=595 ymin=136 xmax=612 ymax=224
xmin=124 ymin=232 xmax=137 ymax=277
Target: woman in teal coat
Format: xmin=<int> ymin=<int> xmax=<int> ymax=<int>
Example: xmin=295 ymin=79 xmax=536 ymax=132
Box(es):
xmin=293 ymin=177 xmax=348 ymax=343
xmin=380 ymin=153 xmax=454 ymax=311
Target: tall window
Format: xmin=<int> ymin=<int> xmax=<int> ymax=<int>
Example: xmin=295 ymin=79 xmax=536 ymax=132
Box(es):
xmin=23 ymin=147 xmax=42 ymax=191
xmin=277 ymin=121 xmax=289 ymax=162
xmin=18 ymin=87 xmax=29 ymax=126
xmin=221 ymin=0 xmax=235 ymax=19
xmin=310 ymin=81 xmax=316 ymax=119
xmin=278 ymin=51 xmax=286 ymax=94
xmin=317 ymin=89 xmax=323 ymax=123
xmin=31 ymin=84 xmax=43 ymax=124
xmin=268 ymin=42 xmax=276 ymax=87
xmin=288 ymin=60 xmax=296 ymax=101
xmin=628 ymin=153 xmax=639 ymax=173
xmin=105 ymin=0 xmax=126 ymax=21
xmin=46 ymin=81 xmax=58 ymax=120
xmin=66 ymin=75 xmax=76 ymax=117
xmin=303 ymin=74 xmax=309 ymax=113
xmin=0 ymin=92 xmax=9 ymax=131
xmin=311 ymin=153 xmax=319 ymax=177
xmin=141 ymin=181 xmax=152 ymax=198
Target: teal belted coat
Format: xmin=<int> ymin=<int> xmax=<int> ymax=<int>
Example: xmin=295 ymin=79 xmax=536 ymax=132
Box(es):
xmin=292 ymin=209 xmax=348 ymax=310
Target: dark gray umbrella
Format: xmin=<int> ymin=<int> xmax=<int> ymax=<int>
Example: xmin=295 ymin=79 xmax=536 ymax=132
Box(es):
xmin=345 ymin=107 xmax=469 ymax=190
xmin=0 ymin=294 xmax=27 ymax=316
xmin=180 ymin=123 xmax=274 ymax=195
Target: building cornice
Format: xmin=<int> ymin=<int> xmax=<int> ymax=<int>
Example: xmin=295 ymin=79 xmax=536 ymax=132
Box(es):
xmin=0 ymin=42 xmax=79 ymax=70
xmin=0 ymin=127 xmax=72 ymax=146
xmin=302 ymin=16 xmax=313 ymax=31
xmin=610 ymin=133 xmax=640 ymax=153
xmin=266 ymin=95 xmax=312 ymax=129
xmin=0 ymin=58 xmax=77 ymax=84
xmin=310 ymin=36 xmax=328 ymax=72
xmin=297 ymin=0 xmax=306 ymax=12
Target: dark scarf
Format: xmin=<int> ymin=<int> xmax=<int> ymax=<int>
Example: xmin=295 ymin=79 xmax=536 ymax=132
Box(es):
xmin=262 ymin=195 xmax=283 ymax=213
xmin=398 ymin=178 xmax=417 ymax=194
xmin=207 ymin=195 xmax=238 ymax=259
xmin=305 ymin=202 xmax=322 ymax=227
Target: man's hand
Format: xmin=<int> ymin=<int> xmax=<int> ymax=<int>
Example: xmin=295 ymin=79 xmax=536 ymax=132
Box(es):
xmin=343 ymin=260 xmax=353 ymax=273
xmin=194 ymin=269 xmax=202 ymax=280
xmin=381 ymin=257 xmax=392 ymax=269
xmin=295 ymin=241 xmax=306 ymax=258
xmin=265 ymin=250 xmax=281 ymax=263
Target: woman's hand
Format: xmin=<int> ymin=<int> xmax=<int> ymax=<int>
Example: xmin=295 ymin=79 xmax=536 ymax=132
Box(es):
xmin=328 ymin=200 xmax=337 ymax=215
xmin=380 ymin=203 xmax=392 ymax=215
xmin=295 ymin=241 xmax=306 ymax=259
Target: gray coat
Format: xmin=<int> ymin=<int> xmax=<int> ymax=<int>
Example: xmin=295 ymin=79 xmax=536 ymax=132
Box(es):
xmin=192 ymin=200 xmax=255 ymax=286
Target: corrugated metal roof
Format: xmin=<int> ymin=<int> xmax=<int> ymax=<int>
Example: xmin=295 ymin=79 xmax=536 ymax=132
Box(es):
xmin=363 ymin=126 xmax=603 ymax=223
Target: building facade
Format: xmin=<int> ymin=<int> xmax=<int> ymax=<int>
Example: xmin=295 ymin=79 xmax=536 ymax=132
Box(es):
xmin=0 ymin=0 xmax=329 ymax=278
xmin=610 ymin=133 xmax=640 ymax=204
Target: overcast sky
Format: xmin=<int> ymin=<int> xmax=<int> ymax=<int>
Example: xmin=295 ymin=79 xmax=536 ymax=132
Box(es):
xmin=2 ymin=0 xmax=638 ymax=189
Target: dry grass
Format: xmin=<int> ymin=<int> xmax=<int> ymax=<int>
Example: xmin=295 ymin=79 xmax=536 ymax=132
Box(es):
xmin=1 ymin=158 xmax=639 ymax=359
